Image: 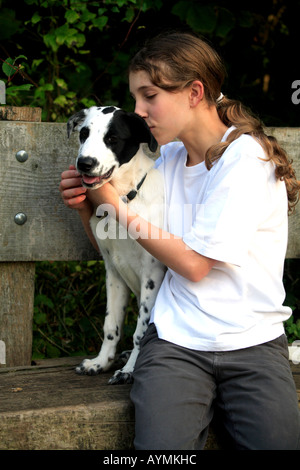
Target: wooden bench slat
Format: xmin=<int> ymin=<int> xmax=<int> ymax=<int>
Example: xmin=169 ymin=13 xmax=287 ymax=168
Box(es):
xmin=0 ymin=123 xmax=299 ymax=261
xmin=0 ymin=357 xmax=298 ymax=450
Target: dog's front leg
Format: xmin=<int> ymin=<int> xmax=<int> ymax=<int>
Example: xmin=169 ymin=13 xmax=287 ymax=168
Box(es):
xmin=108 ymin=304 xmax=150 ymax=384
xmin=108 ymin=267 xmax=163 ymax=384
xmin=76 ymin=265 xmax=130 ymax=376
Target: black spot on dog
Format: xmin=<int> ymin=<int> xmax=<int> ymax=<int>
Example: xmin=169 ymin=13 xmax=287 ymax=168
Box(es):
xmin=141 ymin=302 xmax=148 ymax=314
xmin=79 ymin=126 xmax=89 ymax=143
xmin=103 ymin=109 xmax=157 ymax=166
xmin=102 ymin=106 xmax=116 ymax=114
xmin=116 ymin=326 xmax=119 ymax=337
xmin=146 ymin=279 xmax=155 ymax=290
xmin=107 ymin=334 xmax=114 ymax=340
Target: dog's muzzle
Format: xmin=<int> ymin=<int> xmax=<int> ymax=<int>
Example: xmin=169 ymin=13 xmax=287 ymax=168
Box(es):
xmin=77 ymin=156 xmax=115 ymax=188
xmin=77 ymin=156 xmax=97 ymax=173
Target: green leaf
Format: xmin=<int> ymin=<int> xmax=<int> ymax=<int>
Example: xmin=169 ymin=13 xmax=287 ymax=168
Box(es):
xmin=80 ymin=10 xmax=97 ymax=23
xmin=65 ymin=10 xmax=80 ymax=24
xmin=46 ymin=343 xmax=60 ymax=358
xmin=44 ymin=32 xmax=59 ymax=52
xmin=34 ymin=312 xmax=47 ymax=325
xmin=34 ymin=293 xmax=54 ymax=309
xmin=5 ymin=84 xmax=33 ymax=96
xmin=186 ymin=4 xmax=217 ymax=33
xmin=15 ymin=55 xmax=28 ymax=62
xmin=31 ymin=12 xmax=42 ymax=24
xmin=124 ymin=7 xmax=135 ymax=23
xmin=87 ymin=260 xmax=98 ymax=267
xmin=56 ymin=78 xmax=68 ymax=90
xmin=38 ymin=83 xmax=54 ymax=92
xmin=92 ymin=16 xmax=108 ymax=30
xmin=171 ymin=0 xmax=191 ymax=19
xmin=55 ymin=24 xmax=77 ymax=45
xmin=2 ymin=57 xmax=16 ymax=77
xmin=215 ymin=8 xmax=235 ymax=38
xmin=53 ymin=95 xmax=68 ymax=107
xmin=0 ymin=8 xmax=22 ymax=40
xmin=64 ymin=317 xmax=74 ymax=327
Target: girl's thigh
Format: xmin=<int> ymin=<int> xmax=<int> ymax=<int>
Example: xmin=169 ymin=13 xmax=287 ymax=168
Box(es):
xmin=216 ymin=335 xmax=300 ymax=450
xmin=130 ymin=324 xmax=217 ymax=450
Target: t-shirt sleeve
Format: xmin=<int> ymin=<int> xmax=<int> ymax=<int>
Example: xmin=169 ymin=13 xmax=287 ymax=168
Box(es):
xmin=183 ymin=144 xmax=275 ymax=266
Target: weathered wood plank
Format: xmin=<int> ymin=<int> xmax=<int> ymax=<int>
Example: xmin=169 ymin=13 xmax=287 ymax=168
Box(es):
xmin=0 ymin=357 xmax=298 ymax=450
xmin=0 ymin=262 xmax=35 ymax=367
xmin=267 ymin=127 xmax=300 ymax=258
xmin=0 ymin=123 xmax=299 ymax=261
xmin=0 ymin=106 xmax=42 ymax=122
xmin=0 ymin=121 xmax=98 ymax=261
xmin=0 ymin=357 xmax=135 ymax=450
xmin=0 ymin=370 xmax=135 ymax=450
xmin=1 ymin=109 xmax=42 ymax=368
xmin=0 ymin=357 xmax=217 ymax=450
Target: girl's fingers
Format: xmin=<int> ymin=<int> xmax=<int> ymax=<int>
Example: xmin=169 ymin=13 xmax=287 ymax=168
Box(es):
xmin=61 ymin=168 xmax=81 ymax=181
xmin=62 ymin=186 xmax=87 ymax=199
xmin=60 ymin=177 xmax=84 ymax=190
xmin=67 ymin=194 xmax=87 ymax=207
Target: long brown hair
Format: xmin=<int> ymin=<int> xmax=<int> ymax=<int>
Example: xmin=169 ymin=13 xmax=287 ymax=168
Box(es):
xmin=129 ymin=32 xmax=300 ymax=213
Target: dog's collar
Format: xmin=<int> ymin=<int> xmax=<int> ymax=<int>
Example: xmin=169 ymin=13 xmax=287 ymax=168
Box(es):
xmin=126 ymin=174 xmax=147 ymax=202
xmin=96 ymin=174 xmax=147 ymax=220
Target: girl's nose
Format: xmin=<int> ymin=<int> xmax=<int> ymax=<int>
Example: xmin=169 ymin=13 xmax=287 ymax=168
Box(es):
xmin=134 ymin=101 xmax=148 ymax=119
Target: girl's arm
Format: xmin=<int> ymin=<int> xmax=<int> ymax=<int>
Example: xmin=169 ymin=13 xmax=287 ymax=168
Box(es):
xmin=87 ymin=182 xmax=216 ymax=282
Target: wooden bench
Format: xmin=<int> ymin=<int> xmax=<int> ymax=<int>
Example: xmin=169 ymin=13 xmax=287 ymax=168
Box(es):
xmin=0 ymin=107 xmax=299 ymax=450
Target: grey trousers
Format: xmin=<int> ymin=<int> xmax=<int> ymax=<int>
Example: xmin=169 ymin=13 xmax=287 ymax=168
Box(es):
xmin=130 ymin=323 xmax=300 ymax=450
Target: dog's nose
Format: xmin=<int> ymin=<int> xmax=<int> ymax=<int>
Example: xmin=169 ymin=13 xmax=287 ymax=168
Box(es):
xmin=77 ymin=156 xmax=97 ymax=173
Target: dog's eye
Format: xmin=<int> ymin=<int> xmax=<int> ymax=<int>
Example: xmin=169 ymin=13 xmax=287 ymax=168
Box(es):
xmin=80 ymin=127 xmax=90 ymax=142
xmin=106 ymin=135 xmax=118 ymax=145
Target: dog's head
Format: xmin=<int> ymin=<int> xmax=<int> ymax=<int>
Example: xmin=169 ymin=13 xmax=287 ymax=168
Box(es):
xmin=67 ymin=106 xmax=158 ymax=189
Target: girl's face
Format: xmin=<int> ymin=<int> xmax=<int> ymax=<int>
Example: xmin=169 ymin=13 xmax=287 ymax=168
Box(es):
xmin=129 ymin=70 xmax=191 ymax=146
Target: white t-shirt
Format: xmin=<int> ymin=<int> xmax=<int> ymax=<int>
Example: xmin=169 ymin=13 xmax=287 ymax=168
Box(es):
xmin=150 ymin=127 xmax=291 ymax=351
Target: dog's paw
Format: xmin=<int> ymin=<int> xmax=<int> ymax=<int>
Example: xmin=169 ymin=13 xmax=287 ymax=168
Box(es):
xmin=118 ymin=350 xmax=132 ymax=364
xmin=108 ymin=369 xmax=134 ymax=385
xmin=75 ymin=358 xmax=102 ymax=375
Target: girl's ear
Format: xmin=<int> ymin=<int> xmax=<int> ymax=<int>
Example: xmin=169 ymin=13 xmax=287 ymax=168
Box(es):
xmin=189 ymin=80 xmax=204 ymax=108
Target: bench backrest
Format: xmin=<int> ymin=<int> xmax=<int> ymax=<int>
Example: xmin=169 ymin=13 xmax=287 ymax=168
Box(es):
xmin=0 ymin=122 xmax=299 ymax=261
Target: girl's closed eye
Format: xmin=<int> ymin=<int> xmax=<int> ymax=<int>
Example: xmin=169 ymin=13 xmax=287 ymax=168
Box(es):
xmin=146 ymin=94 xmax=157 ymax=100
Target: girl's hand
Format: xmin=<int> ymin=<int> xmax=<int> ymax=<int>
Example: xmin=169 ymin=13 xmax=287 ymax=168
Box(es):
xmin=59 ymin=165 xmax=90 ymax=212
xmin=86 ymin=181 xmax=120 ymax=211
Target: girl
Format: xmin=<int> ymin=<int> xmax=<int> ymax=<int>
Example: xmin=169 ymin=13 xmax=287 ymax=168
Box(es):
xmin=60 ymin=32 xmax=300 ymax=450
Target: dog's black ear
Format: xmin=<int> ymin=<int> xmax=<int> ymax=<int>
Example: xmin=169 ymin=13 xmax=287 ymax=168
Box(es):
xmin=67 ymin=109 xmax=87 ymax=138
xmin=122 ymin=112 xmax=158 ymax=153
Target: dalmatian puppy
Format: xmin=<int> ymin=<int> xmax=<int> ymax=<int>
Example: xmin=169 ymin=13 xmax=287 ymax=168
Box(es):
xmin=67 ymin=106 xmax=166 ymax=384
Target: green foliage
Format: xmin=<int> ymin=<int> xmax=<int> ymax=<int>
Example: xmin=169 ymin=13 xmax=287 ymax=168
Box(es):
xmin=0 ymin=0 xmax=298 ymax=125
xmin=33 ymin=261 xmax=138 ymax=360
xmin=284 ymin=259 xmax=300 ymax=344
xmin=285 ymin=316 xmax=300 ymax=343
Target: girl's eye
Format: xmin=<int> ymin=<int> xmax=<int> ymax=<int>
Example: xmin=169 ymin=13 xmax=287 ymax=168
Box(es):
xmin=146 ymin=94 xmax=156 ymax=100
